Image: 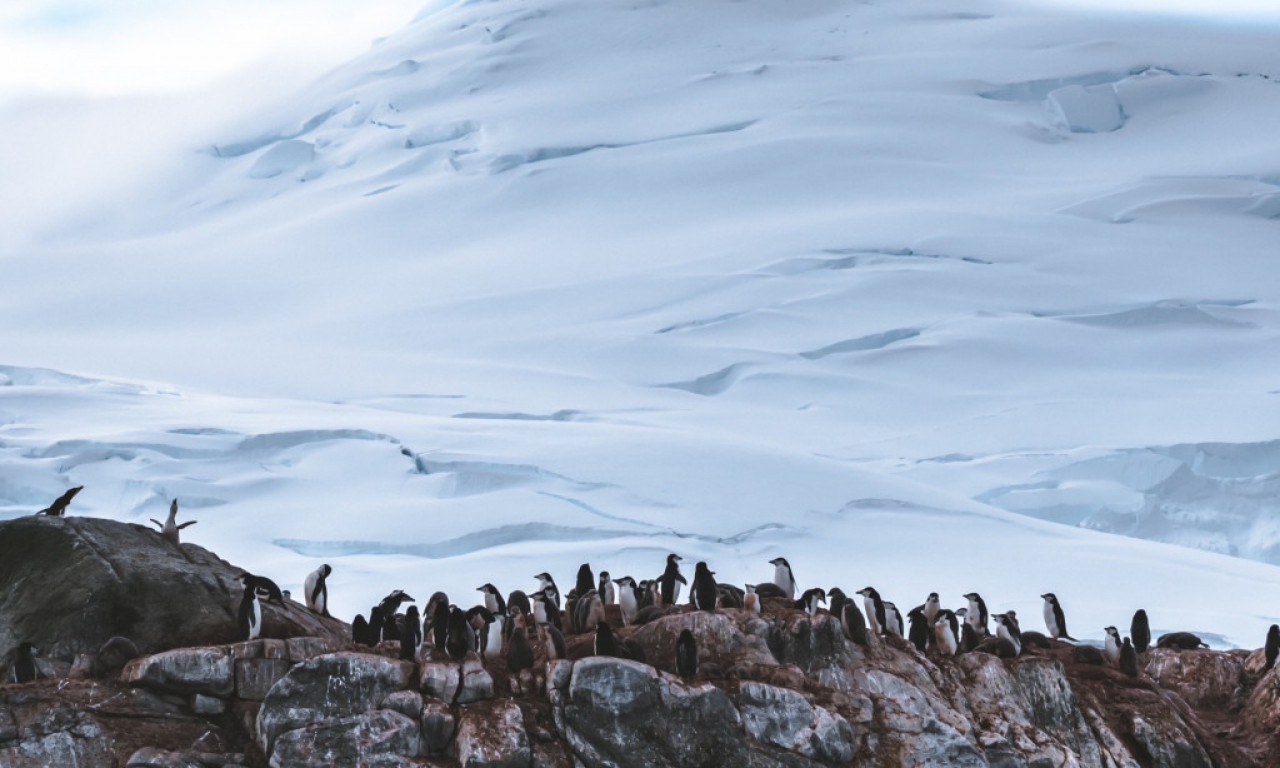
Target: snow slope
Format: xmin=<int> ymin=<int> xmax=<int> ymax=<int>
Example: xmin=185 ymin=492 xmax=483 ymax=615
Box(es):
xmin=1 ymin=0 xmax=1278 ymax=646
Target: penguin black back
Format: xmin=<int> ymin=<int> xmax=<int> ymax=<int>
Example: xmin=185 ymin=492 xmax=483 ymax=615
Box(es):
xmin=659 ymin=554 xmax=685 ymax=606
xmin=1156 ymin=632 xmax=1207 ymax=651
xmin=238 ymin=585 xmax=261 ymax=641
xmin=400 ymin=606 xmax=422 ymax=660
xmin=241 ymin=573 xmax=284 ymax=604
xmin=39 ymin=485 xmax=83 ymax=516
xmin=507 ymin=622 xmax=534 ymax=673
xmin=1131 ymin=609 xmax=1151 ymax=653
xmin=691 ymin=562 xmax=718 ymax=612
xmin=841 ymin=601 xmax=868 ymax=646
xmin=676 ymin=629 xmax=698 ymax=679
xmin=595 ymin=621 xmax=619 ymax=657
xmin=1267 ymin=625 xmax=1280 ymax=672
xmin=352 ymin=614 xmax=370 ymax=646
xmin=907 ymin=607 xmax=930 ymax=652
xmin=367 ymin=606 xmax=385 ymax=644
xmin=1119 ymin=638 xmax=1138 ymax=677
xmin=13 ymin=642 xmax=38 ymax=683
xmin=446 ymin=606 xmax=473 ymax=660
xmin=576 ymin=563 xmax=595 ymax=597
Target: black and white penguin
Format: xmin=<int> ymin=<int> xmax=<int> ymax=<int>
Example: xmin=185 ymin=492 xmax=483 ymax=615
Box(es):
xmin=598 ymin=571 xmax=615 ymax=605
xmin=1119 ymin=638 xmax=1138 ymax=677
xmin=445 ymin=606 xmax=474 ymax=660
xmin=478 ymin=584 xmax=506 ymax=616
xmin=883 ymin=601 xmax=904 ymax=638
xmin=1040 ymin=593 xmax=1075 ymax=641
xmin=1019 ymin=631 xmax=1052 ymax=650
xmin=241 ymin=573 xmax=284 ymax=604
xmin=907 ymin=606 xmax=930 ymax=652
xmin=841 ymin=600 xmax=868 ymax=646
xmin=532 ymin=589 xmax=562 ymax=633
xmin=1156 ymin=632 xmax=1208 ymax=650
xmin=12 ymin=642 xmax=38 ymax=683
xmin=576 ymin=563 xmax=595 ymax=598
xmin=676 ymin=629 xmax=698 ymax=679
xmin=378 ymin=589 xmax=415 ymax=617
xmin=856 ymin=587 xmax=887 ymax=636
xmin=993 ymin=613 xmax=1022 ymax=656
xmin=691 ymin=562 xmax=718 ymax=612
xmin=956 ymin=609 xmax=979 ymax=652
xmin=39 ymin=485 xmax=83 ymax=516
xmin=400 ymin=606 xmax=422 ymax=660
xmin=795 ymin=587 xmax=827 ymax=616
xmin=1131 ymin=609 xmax=1151 ymax=653
xmin=352 ymin=614 xmax=370 ymax=646
xmin=594 ymin=620 xmax=619 ymax=657
xmin=1267 ymin=625 xmax=1280 ymax=672
xmin=304 ymin=564 xmax=332 ymax=617
xmin=934 ymin=610 xmax=960 ymax=656
xmin=544 ymin=624 xmax=567 ymax=661
xmin=239 ymin=584 xmax=262 ymax=641
xmin=383 ymin=611 xmax=400 ymax=644
xmin=368 ymin=606 xmax=386 ymax=645
xmin=427 ymin=604 xmax=449 ymax=650
xmin=743 ymin=584 xmax=761 ymax=613
xmin=658 ymin=554 xmax=686 ymax=607
xmin=828 ymin=588 xmax=849 ymax=624
xmin=483 ymin=610 xmax=505 ymax=660
xmin=534 ymin=573 xmax=561 ymax=609
xmin=150 ymin=499 xmax=197 ymax=545
xmin=963 ymin=593 xmax=988 ymax=638
xmin=615 ymin=577 xmax=639 ymax=625
xmin=716 ymin=583 xmax=745 ymax=610
xmin=769 ymin=557 xmax=797 ymax=599
xmin=921 ymin=592 xmax=941 ymax=625
xmin=1103 ymin=626 xmax=1122 ymax=666
xmin=505 ymin=590 xmax=531 ymax=618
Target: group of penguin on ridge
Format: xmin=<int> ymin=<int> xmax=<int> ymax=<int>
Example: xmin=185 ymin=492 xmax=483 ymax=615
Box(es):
xmin=14 ymin=489 xmax=1280 ymax=687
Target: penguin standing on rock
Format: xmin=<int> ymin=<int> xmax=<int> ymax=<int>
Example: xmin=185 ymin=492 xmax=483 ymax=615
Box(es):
xmin=150 ymin=499 xmax=197 ymax=544
xmin=239 ymin=585 xmax=262 ymax=641
xmin=743 ymin=584 xmax=761 ymax=613
xmin=400 ymin=606 xmax=422 ymax=660
xmin=352 ymin=615 xmax=370 ymax=646
xmin=796 ymin=588 xmax=826 ymax=616
xmin=841 ymin=600 xmax=868 ymax=646
xmin=594 ymin=620 xmax=619 ymax=657
xmin=691 ymin=562 xmax=718 ymax=612
xmin=676 ymin=630 xmax=698 ymax=679
xmin=446 ymin=606 xmax=474 ymax=660
xmin=770 ymin=557 xmax=797 ymax=599
xmin=1040 ymin=593 xmax=1075 ymax=641
xmin=304 ymin=564 xmax=332 ymax=617
xmin=658 ymin=554 xmax=686 ymax=607
xmin=39 ymin=486 xmax=83 ymax=516
xmin=933 ymin=610 xmax=960 ymax=656
xmin=1267 ymin=625 xmax=1280 ymax=672
xmin=478 ymin=584 xmax=506 ymax=617
xmin=378 ymin=589 xmax=415 ymax=617
xmin=599 ymin=571 xmax=615 ymax=605
xmin=534 ymin=573 xmax=561 ymax=609
xmin=907 ymin=607 xmax=930 ymax=652
xmin=12 ymin=642 xmax=39 ymax=683
xmin=241 ymin=573 xmax=284 ymax=604
xmin=1131 ymin=610 xmax=1151 ymax=653
xmin=506 ymin=611 xmax=535 ymax=696
xmin=994 ymin=613 xmax=1022 ymax=656
xmin=1119 ymin=638 xmax=1138 ymax=677
xmin=615 ymin=577 xmax=639 ymax=625
xmin=883 ymin=602 xmax=904 ymax=638
xmin=963 ymin=593 xmax=989 ymax=638
xmin=576 ymin=563 xmax=595 ymax=598
xmin=1103 ymin=626 xmax=1122 ymax=666
xmin=856 ymin=587 xmax=887 ymax=636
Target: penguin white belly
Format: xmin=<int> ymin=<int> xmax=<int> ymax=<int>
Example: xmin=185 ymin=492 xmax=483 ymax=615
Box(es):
xmin=773 ymin=565 xmax=793 ymax=598
xmin=1043 ymin=604 xmax=1056 ymax=636
xmin=619 ymin=589 xmax=637 ymax=624
xmin=485 ymin=618 xmax=504 ymax=659
xmin=249 ymin=599 xmax=262 ymax=640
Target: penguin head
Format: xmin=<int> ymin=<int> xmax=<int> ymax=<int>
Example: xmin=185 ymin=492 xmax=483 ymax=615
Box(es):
xmin=769 ymin=557 xmax=790 ymax=568
xmin=1104 ymin=626 xmax=1120 ymax=640
xmin=828 ymin=587 xmax=845 ymax=600
xmin=321 ymin=564 xmax=332 ymax=577
xmin=1041 ymin=593 xmax=1057 ymax=604
xmin=695 ymin=561 xmax=713 ymax=575
xmin=955 ymin=607 xmax=968 ymax=618
xmin=18 ymin=642 xmax=37 ymax=655
xmin=478 ymin=584 xmax=493 ymax=595
xmin=666 ymin=553 xmax=682 ymax=565
xmin=856 ymin=587 xmax=878 ymax=598
xmin=926 ymin=592 xmax=939 ymax=603
xmin=599 ymin=571 xmax=611 ymax=583
xmin=963 ymin=592 xmax=981 ymax=601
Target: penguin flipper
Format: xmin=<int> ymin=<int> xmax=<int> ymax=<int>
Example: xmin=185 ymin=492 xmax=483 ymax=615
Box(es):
xmin=177 ymin=520 xmax=198 ymax=529
xmin=150 ymin=519 xmax=164 ymax=530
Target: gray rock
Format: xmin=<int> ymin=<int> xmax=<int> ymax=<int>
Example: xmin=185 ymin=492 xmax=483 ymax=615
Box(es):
xmin=456 ymin=699 xmax=531 ymax=768
xmin=381 ymin=689 xmax=425 ymax=719
xmin=421 ymin=700 xmax=457 ymax=757
xmin=192 ymin=693 xmax=228 ymax=716
xmin=122 ymin=646 xmax=235 ymax=698
xmin=285 ymin=636 xmax=343 ymax=664
xmin=459 ymin=655 xmax=495 ymax=704
xmin=256 ymin=651 xmax=416 ymax=755
xmin=126 ymin=747 xmax=246 ymax=767
xmin=269 ymin=709 xmax=421 ymax=767
xmin=421 ymin=661 xmax=462 ymax=702
xmin=737 ymin=682 xmax=816 ymax=750
xmin=235 ymin=657 xmax=290 ymax=701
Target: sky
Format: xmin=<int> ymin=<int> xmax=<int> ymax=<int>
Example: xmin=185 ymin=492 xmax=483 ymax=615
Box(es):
xmin=0 ymin=0 xmax=1278 ymax=103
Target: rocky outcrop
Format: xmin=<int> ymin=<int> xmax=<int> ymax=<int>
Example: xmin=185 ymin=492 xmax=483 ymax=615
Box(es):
xmin=0 ymin=516 xmax=349 ymax=666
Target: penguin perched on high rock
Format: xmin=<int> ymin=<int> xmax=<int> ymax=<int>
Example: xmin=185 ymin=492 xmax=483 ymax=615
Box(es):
xmin=691 ymin=562 xmax=718 ymax=612
xmin=445 ymin=606 xmax=474 ymax=660
xmin=599 ymin=571 xmax=615 ymax=605
xmin=658 ymin=554 xmax=686 ymax=607
xmin=1119 ymin=638 xmax=1138 ymax=677
xmin=920 ymin=592 xmax=941 ymax=625
xmin=534 ymin=573 xmax=561 ymax=609
xmin=423 ymin=592 xmax=449 ymax=645
xmin=907 ymin=606 xmax=931 ymax=652
xmin=1103 ymin=626 xmax=1123 ymax=666
xmin=883 ymin=602 xmax=904 ymax=638
xmin=532 ymin=589 xmax=562 ymax=634
xmin=615 ymin=577 xmax=639 ymax=625
xmin=12 ymin=642 xmax=39 ymax=683
xmin=841 ymin=600 xmax=868 ymax=646
xmin=304 ymin=564 xmax=332 ymax=617
xmin=1040 ymin=593 xmax=1075 ymax=641
xmin=378 ymin=589 xmax=415 ymax=617
xmin=795 ymin=587 xmax=827 ymax=617
xmin=956 ymin=609 xmax=980 ymax=652
xmin=150 ymin=499 xmax=197 ymax=545
xmin=506 ymin=611 xmax=536 ymax=696
xmin=239 ymin=585 xmax=262 ymax=641
xmin=933 ymin=610 xmax=960 ymax=656
xmin=1267 ymin=625 xmax=1280 ymax=672
xmin=676 ymin=630 xmax=698 ymax=679
xmin=367 ymin=606 xmax=386 ymax=645
xmin=352 ymin=615 xmax=371 ymax=646
xmin=769 ymin=557 xmax=797 ymax=600
xmin=400 ymin=606 xmax=422 ymax=660
xmin=743 ymin=584 xmax=761 ymax=613
xmin=963 ymin=593 xmax=989 ymax=639
xmin=576 ymin=563 xmax=595 ymax=598
xmin=828 ymin=588 xmax=850 ymax=624
xmin=857 ymin=587 xmax=887 ymax=637
xmin=478 ymin=584 xmax=506 ymax=616
xmin=1156 ymin=632 xmax=1208 ymax=651
xmin=574 ymin=590 xmax=606 ymax=632
xmin=39 ymin=486 xmax=83 ymax=516
xmin=1131 ymin=609 xmax=1151 ymax=653
xmin=716 ymin=583 xmax=745 ymax=610
xmin=240 ymin=573 xmax=284 ymax=604
xmin=993 ymin=613 xmax=1022 ymax=656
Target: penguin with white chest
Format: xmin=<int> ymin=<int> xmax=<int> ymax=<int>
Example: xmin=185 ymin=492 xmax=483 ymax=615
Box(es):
xmin=658 ymin=554 xmax=686 ymax=607
xmin=150 ymin=499 xmax=197 ymax=545
xmin=857 ymin=587 xmax=887 ymax=636
xmin=963 ymin=593 xmax=989 ymax=638
xmin=12 ymin=642 xmax=39 ymax=683
xmin=796 ymin=587 xmax=827 ymax=616
xmin=933 ymin=610 xmax=960 ymax=656
xmin=1103 ymin=626 xmax=1123 ymax=666
xmin=239 ymin=584 xmax=262 ymax=641
xmin=1040 ymin=593 xmax=1075 ymax=641
xmin=615 ymin=577 xmax=639 ymax=625
xmin=691 ymin=562 xmax=718 ymax=612
xmin=770 ymin=557 xmax=797 ymax=600
xmin=598 ymin=571 xmax=615 ymax=605
xmin=304 ymin=564 xmax=332 ymax=617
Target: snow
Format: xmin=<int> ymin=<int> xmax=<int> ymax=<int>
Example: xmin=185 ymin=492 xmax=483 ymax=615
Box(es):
xmin=2 ymin=0 xmax=1280 ymax=648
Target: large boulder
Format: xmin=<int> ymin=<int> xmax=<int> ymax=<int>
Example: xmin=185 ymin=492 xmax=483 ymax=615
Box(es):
xmin=268 ymin=710 xmax=421 ymax=768
xmin=122 ymin=646 xmax=235 ymax=698
xmin=0 ymin=516 xmax=349 ymax=663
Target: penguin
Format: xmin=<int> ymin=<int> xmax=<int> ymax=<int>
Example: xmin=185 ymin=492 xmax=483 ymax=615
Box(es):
xmin=484 ymin=611 xmax=505 ymax=661
xmin=993 ymin=613 xmax=1022 ymax=656
xmin=506 ymin=590 xmax=531 ymax=618
xmin=576 ymin=563 xmax=595 ymax=598
xmin=506 ymin=611 xmax=535 ymax=696
xmin=963 ymin=593 xmax=988 ymax=638
xmin=1040 ymin=593 xmax=1075 ymax=641
xmin=907 ymin=606 xmax=930 ymax=652
xmin=691 ymin=562 xmax=718 ymax=612
xmin=378 ymin=589 xmax=415 ymax=617
xmin=1019 ymin=631 xmax=1053 ymax=650
xmin=150 ymin=499 xmax=197 ymax=545
xmin=445 ymin=606 xmax=474 ymax=660
xmin=534 ymin=573 xmax=561 ymax=609
xmin=615 ymin=577 xmax=639 ymax=625
xmin=841 ymin=600 xmax=868 ymax=646
xmin=957 ymin=609 xmax=980 ymax=653
xmin=39 ymin=485 xmax=83 ymax=516
xmin=1267 ymin=625 xmax=1280 ymax=672
xmin=304 ymin=564 xmax=332 ymax=617
xmin=240 ymin=573 xmax=284 ymax=604
xmin=239 ymin=584 xmax=262 ymax=641
xmin=828 ymin=588 xmax=849 ymax=624
xmin=367 ymin=606 xmax=385 ymax=645
xmin=921 ymin=592 xmax=941 ymax=625
xmin=352 ymin=614 xmax=370 ymax=646
xmin=594 ymin=620 xmax=619 ymax=657
xmin=934 ymin=610 xmax=960 ymax=656
xmin=1156 ymin=632 xmax=1208 ymax=650
xmin=400 ymin=606 xmax=422 ymax=660
xmin=856 ymin=587 xmax=887 ymax=636
xmin=1131 ymin=609 xmax=1151 ymax=653
xmin=769 ymin=557 xmax=797 ymax=599
xmin=1119 ymin=637 xmax=1138 ymax=677
xmin=544 ymin=624 xmax=567 ymax=661
xmin=532 ymin=589 xmax=563 ymax=633
xmin=676 ymin=629 xmax=698 ymax=679
xmin=716 ymin=583 xmax=745 ymax=609
xmin=478 ymin=584 xmax=506 ymax=616
xmin=658 ymin=554 xmax=686 ymax=607
xmin=883 ymin=601 xmax=905 ymax=638
xmin=795 ymin=587 xmax=827 ymax=616
xmin=753 ymin=583 xmax=788 ymax=599
xmin=383 ymin=610 xmax=400 ymax=644
xmin=599 ymin=571 xmax=615 ymax=605
xmin=1103 ymin=626 xmax=1122 ymax=666
xmin=12 ymin=642 xmax=38 ymax=683
xmin=743 ymin=584 xmax=761 ymax=613
xmin=574 ymin=590 xmax=606 ymax=632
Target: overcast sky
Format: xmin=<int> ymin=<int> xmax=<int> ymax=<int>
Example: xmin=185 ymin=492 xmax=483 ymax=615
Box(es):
xmin=0 ymin=0 xmax=1277 ymax=103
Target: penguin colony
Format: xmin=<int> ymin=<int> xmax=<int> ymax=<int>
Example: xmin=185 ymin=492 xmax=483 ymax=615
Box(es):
xmin=8 ymin=486 xmax=1280 ymax=688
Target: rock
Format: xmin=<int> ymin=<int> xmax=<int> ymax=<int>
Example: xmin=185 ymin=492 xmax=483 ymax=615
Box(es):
xmin=68 ymin=654 xmax=94 ymax=679
xmin=737 ymin=681 xmax=855 ymax=762
xmin=456 ymin=699 xmax=531 ymax=768
xmin=235 ymin=657 xmax=290 ymax=701
xmin=421 ymin=700 xmax=457 ymax=757
xmin=192 ymin=693 xmax=228 ymax=716
xmin=269 ymin=709 xmax=421 ymax=767
xmin=285 ymin=636 xmax=343 ymax=664
xmin=1128 ymin=713 xmax=1212 ymax=768
xmin=0 ymin=516 xmax=349 ymax=663
xmin=459 ymin=655 xmax=495 ymax=704
xmin=122 ymin=646 xmax=235 ymax=698
xmin=256 ymin=652 xmax=416 ymax=755
xmin=1143 ymin=648 xmax=1244 ymax=711
xmin=627 ymin=611 xmax=775 ymax=676
xmin=421 ymin=661 xmax=462 ymax=702
xmin=125 ymin=747 xmax=246 ymax=767
xmin=380 ymin=689 xmax=425 ymax=719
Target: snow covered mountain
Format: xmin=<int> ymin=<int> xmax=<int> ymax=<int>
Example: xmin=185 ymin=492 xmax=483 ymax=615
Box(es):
xmin=2 ymin=0 xmax=1278 ymax=646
